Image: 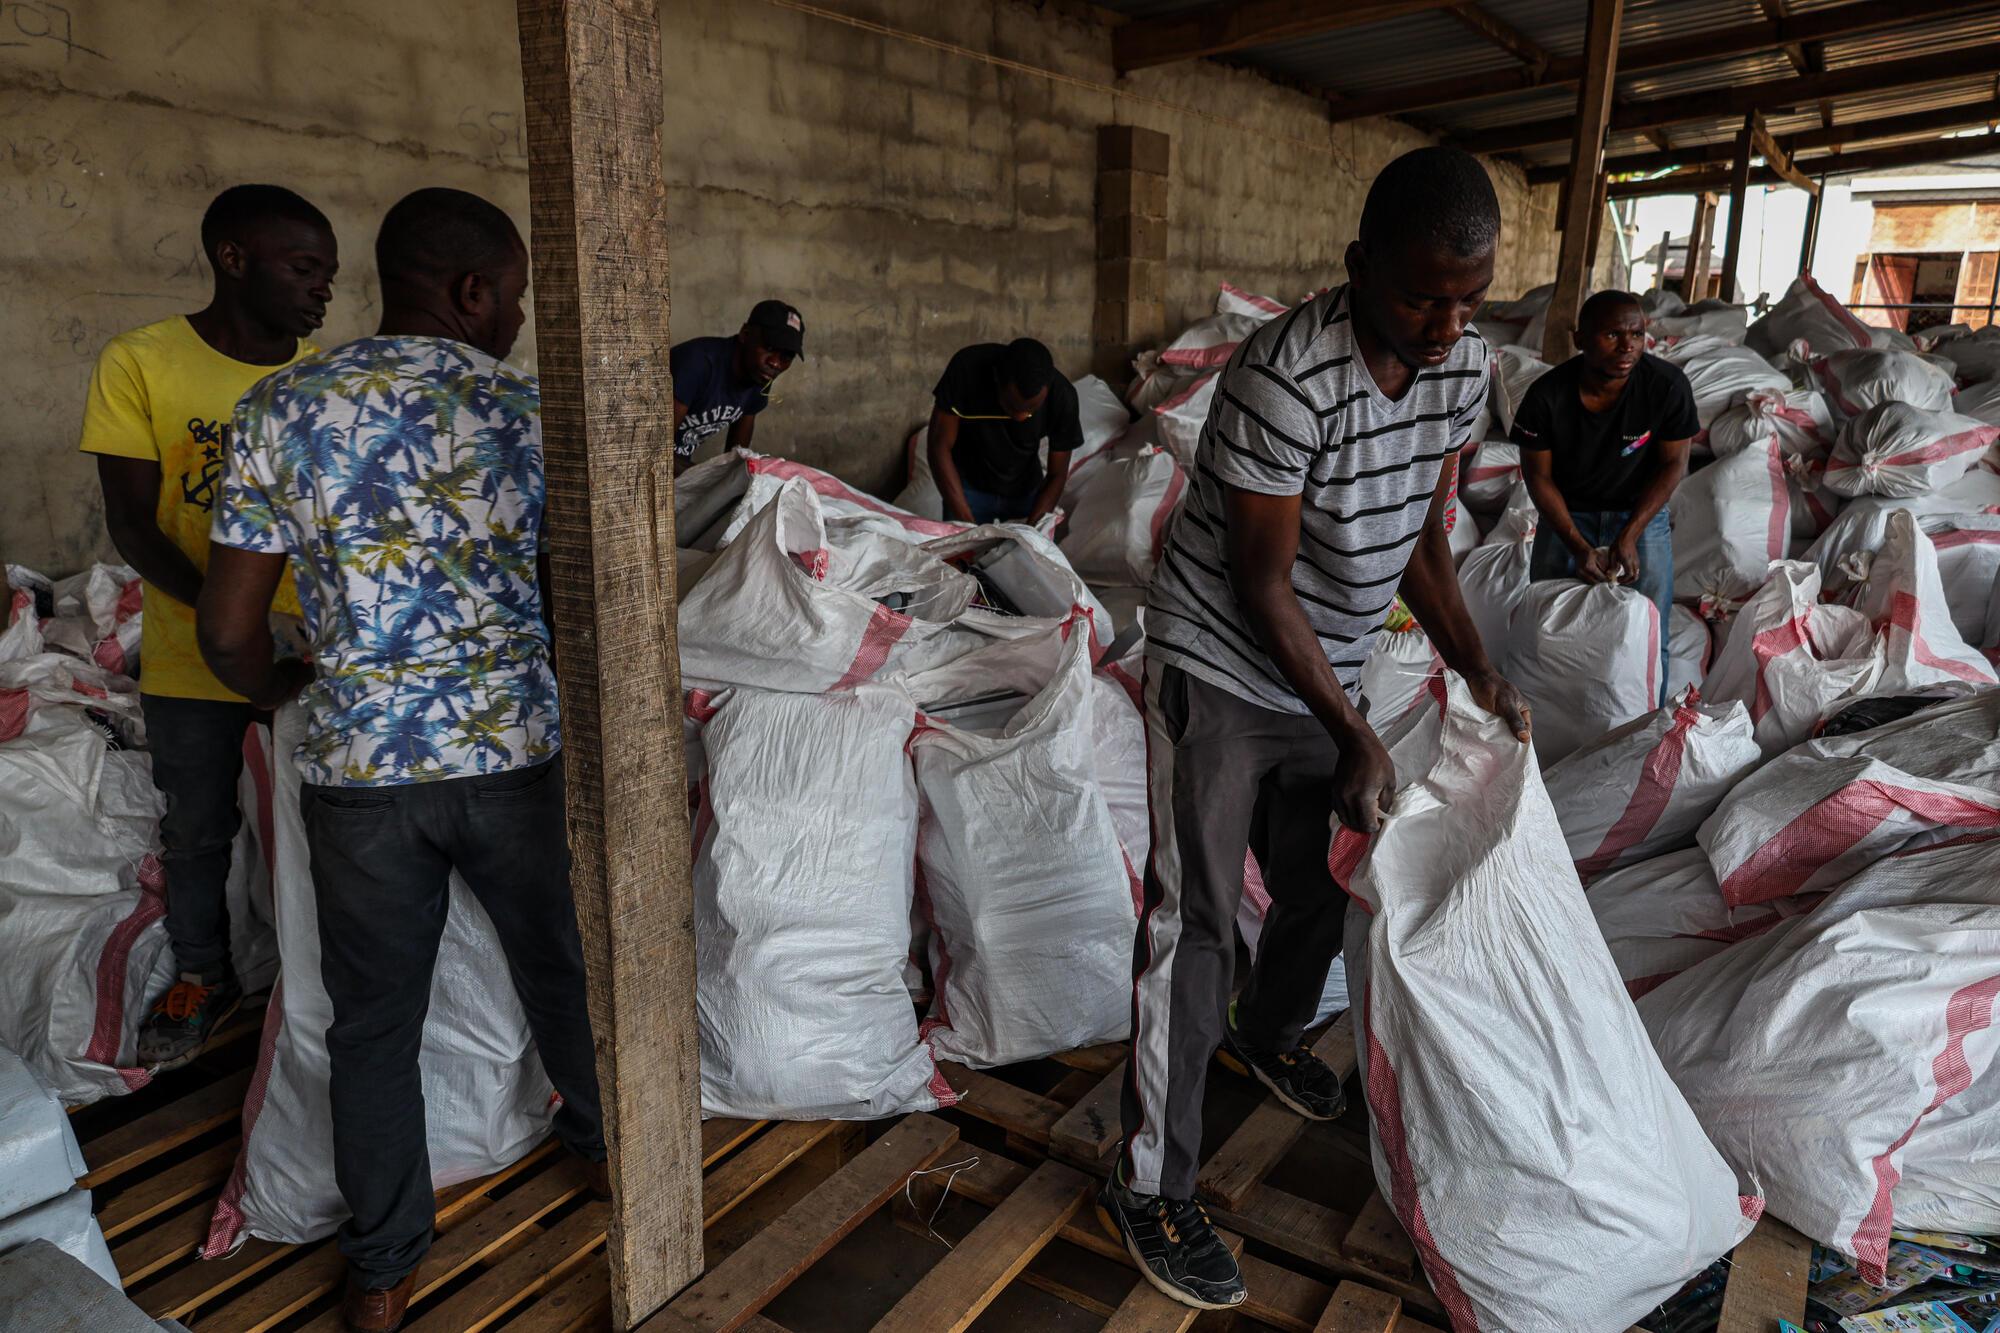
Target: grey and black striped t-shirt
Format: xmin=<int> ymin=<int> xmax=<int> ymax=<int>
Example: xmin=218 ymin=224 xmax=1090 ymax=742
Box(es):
xmin=1145 ymin=285 xmax=1488 ymax=714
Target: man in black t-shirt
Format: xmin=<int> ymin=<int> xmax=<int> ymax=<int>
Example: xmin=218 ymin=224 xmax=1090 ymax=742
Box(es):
xmin=669 ymin=299 xmax=804 ymax=474
xmin=1512 ymin=290 xmax=1697 ymax=704
xmin=928 ymin=338 xmax=1082 ymax=524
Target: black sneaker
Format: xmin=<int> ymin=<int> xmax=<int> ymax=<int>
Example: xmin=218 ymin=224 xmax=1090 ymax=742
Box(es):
xmin=136 ymin=972 xmax=243 ymax=1072
xmin=1215 ymin=1005 xmax=1347 ymax=1122
xmin=1096 ymin=1162 xmax=1246 ymax=1311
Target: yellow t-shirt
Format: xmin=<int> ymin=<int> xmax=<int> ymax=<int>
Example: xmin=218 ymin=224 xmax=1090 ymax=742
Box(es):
xmin=78 ymin=316 xmax=311 ymax=701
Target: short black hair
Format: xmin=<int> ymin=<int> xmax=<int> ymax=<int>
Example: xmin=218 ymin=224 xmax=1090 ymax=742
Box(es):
xmin=1578 ymin=289 xmax=1645 ymax=331
xmin=375 ymin=188 xmax=522 ymax=290
xmin=998 ymin=338 xmax=1055 ymax=395
xmin=200 ymin=185 xmax=331 ymax=261
xmin=1357 ymin=147 xmax=1500 ymax=259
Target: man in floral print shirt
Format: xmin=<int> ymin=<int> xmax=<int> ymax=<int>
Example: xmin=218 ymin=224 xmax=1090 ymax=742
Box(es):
xmin=197 ymin=188 xmax=604 ymax=1333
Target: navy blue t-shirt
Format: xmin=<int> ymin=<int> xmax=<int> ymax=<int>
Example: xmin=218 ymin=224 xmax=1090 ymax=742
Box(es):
xmin=671 ymin=336 xmax=770 ymax=460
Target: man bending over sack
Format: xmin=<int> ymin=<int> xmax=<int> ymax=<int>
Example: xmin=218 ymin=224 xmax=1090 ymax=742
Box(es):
xmin=197 ymin=188 xmax=607 ymax=1333
xmin=670 ymin=299 xmax=804 ymax=475
xmin=1513 ymin=289 xmax=1696 ymax=704
xmin=1103 ymin=146 xmax=1532 ymax=1312
xmin=928 ymin=336 xmax=1082 ymax=524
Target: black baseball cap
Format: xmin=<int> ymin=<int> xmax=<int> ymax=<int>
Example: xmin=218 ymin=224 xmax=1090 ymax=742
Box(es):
xmin=745 ymin=300 xmax=805 ymax=356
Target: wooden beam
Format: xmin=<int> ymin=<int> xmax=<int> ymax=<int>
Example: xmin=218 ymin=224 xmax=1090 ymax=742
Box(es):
xmin=1534 ymin=98 xmax=2000 ymax=182
xmin=1682 ymin=192 xmax=1718 ymax=303
xmin=1447 ymin=2 xmax=1550 ymax=74
xmin=1542 ymin=0 xmax=1624 ymax=364
xmin=1324 ymin=0 xmax=2000 ymax=123
xmin=1758 ymin=0 xmax=1810 ymax=74
xmin=515 ymin=1 xmax=702 ymax=1327
xmin=1751 ymin=117 xmax=1818 ymax=194
xmin=1799 ymin=176 xmax=1825 ymax=274
xmin=1112 ymin=0 xmax=1457 ymax=72
xmin=1718 ymin=114 xmax=1757 ymax=303
xmin=1585 ymin=171 xmax=1611 ymax=274
xmin=1608 ymin=129 xmax=2000 ymax=197
xmin=1457 ymin=39 xmax=2000 ymax=155
xmin=1717 ymin=1220 xmax=1812 ymax=1332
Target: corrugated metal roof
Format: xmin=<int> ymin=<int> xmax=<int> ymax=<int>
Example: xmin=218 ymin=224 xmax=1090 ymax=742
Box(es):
xmin=1098 ymin=0 xmax=2000 ymax=171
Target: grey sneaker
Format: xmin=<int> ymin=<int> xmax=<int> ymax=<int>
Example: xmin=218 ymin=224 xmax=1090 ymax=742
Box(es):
xmin=1096 ymin=1156 xmax=1246 ymax=1311
xmin=136 ymin=972 xmax=242 ymax=1072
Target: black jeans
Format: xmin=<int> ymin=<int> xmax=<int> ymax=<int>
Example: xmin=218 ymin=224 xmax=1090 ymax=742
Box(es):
xmin=301 ymin=758 xmax=606 ymax=1288
xmin=142 ymin=694 xmax=260 ymax=981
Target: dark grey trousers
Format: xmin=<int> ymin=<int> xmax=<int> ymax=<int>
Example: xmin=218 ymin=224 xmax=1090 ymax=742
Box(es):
xmin=1117 ymin=663 xmax=1349 ymax=1198
xmin=302 ymin=758 xmax=606 ymax=1288
xmin=141 ymin=695 xmax=260 ymax=981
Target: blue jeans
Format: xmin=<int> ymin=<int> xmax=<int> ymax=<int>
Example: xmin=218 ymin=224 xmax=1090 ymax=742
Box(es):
xmin=961 ymin=481 xmax=1036 ymax=525
xmin=1530 ymin=507 xmax=1673 ymax=707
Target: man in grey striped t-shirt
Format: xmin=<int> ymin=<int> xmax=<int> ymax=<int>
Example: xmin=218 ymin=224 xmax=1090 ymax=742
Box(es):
xmin=1100 ymin=148 xmax=1531 ymax=1313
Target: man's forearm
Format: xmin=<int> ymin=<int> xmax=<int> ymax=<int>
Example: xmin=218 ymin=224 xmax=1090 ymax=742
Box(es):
xmin=1024 ymin=469 xmax=1065 ymax=523
xmin=1524 ymin=471 xmax=1590 ymax=555
xmin=932 ymin=446 xmax=974 ymax=523
xmin=1237 ymin=578 xmax=1371 ymax=743
xmin=1618 ymin=444 xmax=1690 ymax=543
xmin=109 ymin=524 xmax=204 ymax=607
xmin=1400 ymin=526 xmax=1496 ymax=679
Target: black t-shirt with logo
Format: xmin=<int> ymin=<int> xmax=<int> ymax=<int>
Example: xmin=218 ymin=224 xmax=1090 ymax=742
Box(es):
xmin=932 ymin=344 xmax=1083 ymax=495
xmin=670 ymin=335 xmax=770 ymax=460
xmin=1510 ymin=353 xmax=1699 ymax=511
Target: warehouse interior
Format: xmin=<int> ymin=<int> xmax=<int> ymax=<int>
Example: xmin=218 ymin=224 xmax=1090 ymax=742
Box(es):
xmin=5 ymin=0 xmax=2000 ymax=1331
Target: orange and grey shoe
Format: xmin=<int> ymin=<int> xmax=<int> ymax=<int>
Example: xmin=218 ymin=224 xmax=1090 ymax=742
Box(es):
xmin=136 ymin=972 xmax=243 ymax=1072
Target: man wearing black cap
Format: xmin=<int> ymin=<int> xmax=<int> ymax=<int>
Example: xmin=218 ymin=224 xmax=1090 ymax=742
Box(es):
xmin=929 ymin=336 xmax=1082 ymax=525
xmin=669 ymin=300 xmax=803 ymax=474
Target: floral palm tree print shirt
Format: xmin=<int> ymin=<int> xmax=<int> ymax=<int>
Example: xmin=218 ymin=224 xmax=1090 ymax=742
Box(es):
xmin=214 ymin=335 xmax=560 ymax=787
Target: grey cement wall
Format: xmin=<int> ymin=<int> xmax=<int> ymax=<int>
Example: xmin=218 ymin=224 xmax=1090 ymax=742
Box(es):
xmin=3 ymin=0 xmax=1569 ymax=577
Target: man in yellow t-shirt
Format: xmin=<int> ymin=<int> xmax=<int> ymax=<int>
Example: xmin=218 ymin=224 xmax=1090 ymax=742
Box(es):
xmin=79 ymin=183 xmax=338 ymax=1071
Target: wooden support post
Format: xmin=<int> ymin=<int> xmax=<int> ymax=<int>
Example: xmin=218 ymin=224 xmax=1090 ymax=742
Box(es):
xmin=1094 ymin=125 xmax=1172 ymax=386
xmin=515 ymin=1 xmax=703 ymax=1327
xmin=1682 ymin=191 xmax=1718 ymax=303
xmin=1719 ymin=113 xmax=1758 ymax=303
xmin=1798 ymin=176 xmax=1825 ymax=275
xmin=1584 ymin=171 xmax=1611 ymax=276
xmin=1540 ymin=0 xmax=1624 ymax=363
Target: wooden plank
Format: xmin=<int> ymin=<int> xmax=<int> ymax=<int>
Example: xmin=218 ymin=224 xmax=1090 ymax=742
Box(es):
xmin=96 ymin=1139 xmax=239 ymax=1240
xmin=1342 ymin=1189 xmax=1415 ymax=1281
xmin=646 ymin=1114 xmax=959 ymax=1332
xmin=874 ymin=1160 xmax=1091 ymax=1333
xmin=939 ymin=1064 xmax=1067 ymax=1143
xmin=702 ymin=1120 xmax=840 ymax=1228
xmin=1211 ymin=1187 xmax=1441 ymax=1318
xmin=1719 ymin=114 xmax=1759 ymax=303
xmin=1050 ymin=1043 xmax=1127 ymax=1075
xmin=1460 ymin=39 xmax=2000 ymax=155
xmin=133 ymin=1237 xmax=287 ymax=1319
xmin=1610 ymin=131 xmax=2000 ymax=198
xmin=1683 ymin=192 xmax=1719 ymax=302
xmin=80 ymin=1067 xmax=251 ymax=1187
xmin=1196 ymin=1017 xmax=1353 ymax=1209
xmin=505 ymin=1262 xmax=611 ymax=1333
xmin=1048 ymin=1067 xmax=1102 ymax=1108
xmin=515 ymin=0 xmax=700 ymax=1324
xmin=1048 ymin=1061 xmax=1125 ymax=1166
xmin=1717 ymin=1218 xmax=1812 ymax=1333
xmin=1541 ymin=0 xmax=1624 ymax=364
xmin=109 ymin=1206 xmax=211 ymax=1287
xmin=1313 ymin=1280 xmax=1402 ymax=1333
xmin=704 ymin=1125 xmax=862 ymax=1269
xmin=1112 ymin=0 xmax=1457 ymax=71
xmin=1096 ymin=1231 xmax=1246 ymax=1333
xmin=404 ymin=1200 xmax=609 ymax=1333
xmin=702 ymin=1118 xmax=767 ymax=1167
xmin=217 ymin=1159 xmax=587 ymax=1333
xmin=1326 ymin=0 xmax=2000 ymax=123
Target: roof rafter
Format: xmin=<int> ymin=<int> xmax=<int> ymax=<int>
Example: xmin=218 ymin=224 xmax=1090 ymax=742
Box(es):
xmin=1111 ymin=0 xmax=1459 ymax=72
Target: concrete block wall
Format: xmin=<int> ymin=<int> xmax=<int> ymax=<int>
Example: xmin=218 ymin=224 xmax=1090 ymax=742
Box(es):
xmin=2 ymin=0 xmax=1568 ymax=576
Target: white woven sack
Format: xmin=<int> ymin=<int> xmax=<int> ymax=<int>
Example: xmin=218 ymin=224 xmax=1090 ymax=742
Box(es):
xmin=1458 ymin=439 xmax=1521 ymax=512
xmin=1057 ymin=442 xmax=1185 ymax=587
xmin=1666 ymin=604 xmax=1712 ymax=701
xmin=678 ymin=478 xmax=982 ymax=693
xmin=1585 ymin=848 xmax=1818 ymax=1000
xmin=1655 ymin=336 xmax=1790 ymax=430
xmin=1810 ymin=348 xmax=1956 ymax=422
xmin=1745 ymin=274 xmax=1888 ymax=358
xmin=1821 ymin=402 xmax=2000 ymax=499
xmin=1698 ymin=690 xmax=2000 ymax=910
xmin=692 ymin=684 xmax=947 ymax=1118
xmin=1158 ymin=311 xmax=1265 ymax=371
xmin=1544 ymin=687 xmax=1762 ymax=881
xmin=1638 ymin=833 xmax=2000 ymax=1281
xmin=1456 ymin=503 xmax=1534 ymax=666
xmin=1700 ymin=561 xmax=1884 ymax=757
xmin=1358 ymin=626 xmax=1441 ymax=727
xmin=1648 ymin=300 xmax=1748 ymax=348
xmin=1958 ymin=377 xmax=2000 ymax=426
xmin=1215 ymin=281 xmax=1289 ymax=320
xmin=0 ymin=1044 xmax=87 ymax=1218
xmin=1486 ymin=346 xmax=1550 ymax=436
xmin=1153 ymin=372 xmax=1217 ymax=472
xmin=1672 ymin=441 xmax=1792 ymax=603
xmin=1841 ymin=509 xmax=1999 ymax=695
xmin=1506 ymin=580 xmax=1661 ymax=764
xmin=1807 ymin=467 xmax=2000 ymax=578
xmin=207 ymin=702 xmax=554 ymax=1252
xmin=901 ymin=625 xmax=1137 ymax=1068
xmin=1705 ymin=387 xmax=1834 ymax=461
xmin=1332 ymin=676 xmax=1754 ymax=1333
xmin=1924 ymin=514 xmax=2000 ymax=644
xmin=919 ymin=523 xmax=1112 ymax=658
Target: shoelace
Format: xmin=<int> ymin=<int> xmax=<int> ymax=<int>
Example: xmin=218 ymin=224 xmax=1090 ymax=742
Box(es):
xmin=160 ymin=981 xmax=214 ymax=1022
xmin=1153 ymin=1197 xmax=1218 ymax=1248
